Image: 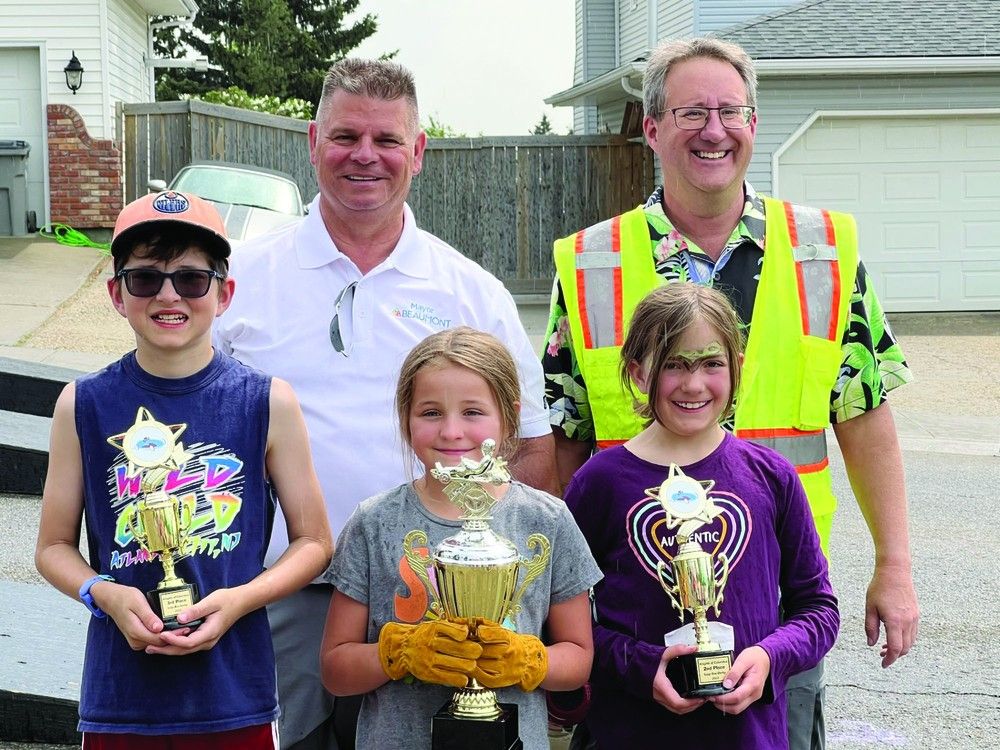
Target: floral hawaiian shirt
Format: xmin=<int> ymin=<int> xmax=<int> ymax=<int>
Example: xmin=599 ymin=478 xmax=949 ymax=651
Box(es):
xmin=542 ymin=183 xmax=912 ymax=443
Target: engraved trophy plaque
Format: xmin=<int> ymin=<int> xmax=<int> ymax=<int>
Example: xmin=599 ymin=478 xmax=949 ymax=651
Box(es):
xmin=648 ymin=464 xmax=733 ymax=697
xmin=403 ymin=439 xmax=551 ymax=750
xmin=109 ymin=407 xmax=202 ymax=631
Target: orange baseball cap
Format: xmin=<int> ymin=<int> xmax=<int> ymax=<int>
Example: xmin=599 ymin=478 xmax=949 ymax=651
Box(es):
xmin=111 ymin=190 xmax=231 ymax=261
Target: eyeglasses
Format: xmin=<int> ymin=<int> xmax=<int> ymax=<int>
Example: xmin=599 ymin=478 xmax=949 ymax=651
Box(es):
xmin=329 ymin=281 xmax=358 ymax=356
xmin=668 ymin=105 xmax=755 ymax=130
xmin=115 ymin=268 xmax=223 ymax=298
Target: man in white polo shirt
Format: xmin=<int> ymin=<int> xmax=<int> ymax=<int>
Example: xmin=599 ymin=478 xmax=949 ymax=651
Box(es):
xmin=214 ymin=58 xmax=556 ymax=750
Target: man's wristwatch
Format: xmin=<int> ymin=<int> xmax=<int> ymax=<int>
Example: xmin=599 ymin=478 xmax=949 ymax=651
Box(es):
xmin=79 ymin=574 xmax=115 ymax=618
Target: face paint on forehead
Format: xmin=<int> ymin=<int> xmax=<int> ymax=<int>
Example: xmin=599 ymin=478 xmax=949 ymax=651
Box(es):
xmin=671 ymin=342 xmax=725 ymax=364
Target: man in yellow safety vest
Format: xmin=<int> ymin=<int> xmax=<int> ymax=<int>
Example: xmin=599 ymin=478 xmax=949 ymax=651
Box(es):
xmin=544 ymin=37 xmax=919 ymax=750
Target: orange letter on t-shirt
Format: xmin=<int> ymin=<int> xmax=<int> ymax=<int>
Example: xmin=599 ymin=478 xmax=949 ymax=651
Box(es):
xmin=394 ymin=548 xmax=430 ymax=623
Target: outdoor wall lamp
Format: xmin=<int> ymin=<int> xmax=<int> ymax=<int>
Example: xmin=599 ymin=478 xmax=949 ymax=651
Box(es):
xmin=64 ymin=52 xmax=84 ymax=94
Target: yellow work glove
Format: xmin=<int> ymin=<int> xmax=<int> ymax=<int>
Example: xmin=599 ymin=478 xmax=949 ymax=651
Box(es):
xmin=472 ymin=621 xmax=548 ymax=691
xmin=377 ymin=619 xmax=482 ymax=689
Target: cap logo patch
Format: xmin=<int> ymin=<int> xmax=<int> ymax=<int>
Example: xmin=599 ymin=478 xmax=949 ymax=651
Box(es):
xmin=152 ymin=191 xmax=190 ymax=215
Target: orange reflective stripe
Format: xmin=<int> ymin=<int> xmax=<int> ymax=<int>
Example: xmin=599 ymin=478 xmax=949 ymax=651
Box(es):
xmin=794 ymin=260 xmax=811 ymax=335
xmin=736 ymin=427 xmax=822 ymax=439
xmin=574 ymin=231 xmax=593 ymax=349
xmin=821 ymin=208 xmax=841 ymax=341
xmin=611 ymin=216 xmax=624 ymax=346
xmin=827 ymin=257 xmax=841 ymax=341
xmin=784 ymin=201 xmax=799 ymax=246
xmin=736 ymin=428 xmax=827 ymax=468
xmin=785 ymin=201 xmax=812 ymax=335
xmin=795 ymin=457 xmax=830 ymax=475
xmin=821 ymin=208 xmax=836 ymax=246
xmin=576 ymin=268 xmax=593 ymax=349
xmin=613 ymin=266 xmax=624 ymax=346
xmin=610 ymin=214 xmax=622 ymax=252
xmin=596 ymin=439 xmax=625 ymax=450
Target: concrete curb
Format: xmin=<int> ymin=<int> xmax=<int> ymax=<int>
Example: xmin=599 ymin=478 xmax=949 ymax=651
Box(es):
xmin=0 ymin=582 xmax=85 ymax=744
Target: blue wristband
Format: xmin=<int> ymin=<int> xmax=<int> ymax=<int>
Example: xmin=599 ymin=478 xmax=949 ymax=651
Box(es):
xmin=79 ymin=574 xmax=115 ymax=618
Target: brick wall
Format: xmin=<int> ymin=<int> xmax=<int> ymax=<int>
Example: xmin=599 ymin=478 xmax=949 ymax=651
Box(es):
xmin=47 ymin=104 xmax=123 ymax=228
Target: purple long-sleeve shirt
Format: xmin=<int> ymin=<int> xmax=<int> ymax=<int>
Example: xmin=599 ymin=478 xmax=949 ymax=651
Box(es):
xmin=565 ymin=433 xmax=839 ymax=749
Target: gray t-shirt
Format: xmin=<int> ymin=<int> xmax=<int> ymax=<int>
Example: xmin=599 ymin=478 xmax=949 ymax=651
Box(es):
xmin=327 ymin=481 xmax=603 ymax=750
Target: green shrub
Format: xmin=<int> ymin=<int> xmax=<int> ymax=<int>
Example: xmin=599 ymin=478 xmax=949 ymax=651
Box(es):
xmin=184 ymin=87 xmax=313 ymax=120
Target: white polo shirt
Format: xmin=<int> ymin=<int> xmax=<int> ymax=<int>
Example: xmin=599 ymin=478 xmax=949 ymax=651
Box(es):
xmin=215 ymin=197 xmax=550 ymax=559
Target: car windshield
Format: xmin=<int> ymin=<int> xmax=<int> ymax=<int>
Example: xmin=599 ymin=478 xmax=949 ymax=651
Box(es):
xmin=172 ymin=166 xmax=302 ymax=215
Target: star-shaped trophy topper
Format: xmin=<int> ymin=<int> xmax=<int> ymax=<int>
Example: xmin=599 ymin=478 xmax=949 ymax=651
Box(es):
xmin=644 ymin=464 xmax=722 ymax=541
xmin=107 ymin=406 xmax=191 ymax=481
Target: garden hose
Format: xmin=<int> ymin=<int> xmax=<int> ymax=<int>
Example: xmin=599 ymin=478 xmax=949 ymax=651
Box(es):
xmin=38 ymin=223 xmax=111 ymax=255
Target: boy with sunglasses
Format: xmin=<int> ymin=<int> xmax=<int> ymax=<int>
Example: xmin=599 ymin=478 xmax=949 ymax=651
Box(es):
xmin=35 ymin=191 xmax=333 ymax=750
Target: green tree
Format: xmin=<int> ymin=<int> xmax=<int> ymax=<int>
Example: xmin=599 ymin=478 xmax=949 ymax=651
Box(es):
xmin=192 ymin=86 xmax=314 ymax=120
xmin=531 ymin=113 xmax=553 ymax=135
xmin=422 ymin=115 xmax=465 ymax=138
xmin=154 ymin=0 xmax=378 ymax=104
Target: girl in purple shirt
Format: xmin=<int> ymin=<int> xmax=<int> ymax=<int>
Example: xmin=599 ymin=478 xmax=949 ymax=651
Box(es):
xmin=564 ymin=283 xmax=839 ymax=749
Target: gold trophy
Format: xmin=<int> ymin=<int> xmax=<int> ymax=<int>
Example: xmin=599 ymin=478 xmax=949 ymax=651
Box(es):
xmin=403 ymin=439 xmax=551 ymax=750
xmin=647 ymin=464 xmax=733 ymax=697
xmin=108 ymin=407 xmax=202 ymax=631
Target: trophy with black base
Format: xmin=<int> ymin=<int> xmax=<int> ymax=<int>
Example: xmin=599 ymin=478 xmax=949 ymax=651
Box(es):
xmin=647 ymin=464 xmax=733 ymax=697
xmin=109 ymin=407 xmax=203 ymax=631
xmin=402 ymin=439 xmax=551 ymax=750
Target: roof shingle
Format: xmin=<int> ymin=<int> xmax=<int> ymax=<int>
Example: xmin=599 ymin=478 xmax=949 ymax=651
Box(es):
xmin=717 ymin=0 xmax=1000 ymax=58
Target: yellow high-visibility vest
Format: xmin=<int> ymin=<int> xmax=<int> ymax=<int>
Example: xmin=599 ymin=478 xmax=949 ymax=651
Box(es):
xmin=553 ymin=197 xmax=858 ymax=555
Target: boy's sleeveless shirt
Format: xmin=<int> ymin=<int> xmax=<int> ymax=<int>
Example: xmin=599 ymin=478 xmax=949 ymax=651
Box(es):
xmin=74 ymin=350 xmax=278 ymax=734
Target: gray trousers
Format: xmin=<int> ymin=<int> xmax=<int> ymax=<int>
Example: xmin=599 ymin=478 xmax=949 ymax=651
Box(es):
xmin=268 ymin=585 xmax=337 ymax=750
xmin=785 ymin=660 xmax=826 ymax=750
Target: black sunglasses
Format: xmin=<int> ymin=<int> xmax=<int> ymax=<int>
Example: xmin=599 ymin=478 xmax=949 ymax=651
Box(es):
xmin=116 ymin=268 xmax=224 ymax=298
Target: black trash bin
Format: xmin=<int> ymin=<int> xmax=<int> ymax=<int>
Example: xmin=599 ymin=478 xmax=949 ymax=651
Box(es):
xmin=0 ymin=140 xmax=32 ymax=236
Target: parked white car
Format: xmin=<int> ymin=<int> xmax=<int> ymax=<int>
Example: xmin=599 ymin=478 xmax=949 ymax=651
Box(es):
xmin=149 ymin=162 xmax=305 ymax=244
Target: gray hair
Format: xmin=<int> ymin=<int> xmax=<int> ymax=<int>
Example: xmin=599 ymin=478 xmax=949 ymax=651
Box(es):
xmin=643 ymin=37 xmax=758 ymax=119
xmin=316 ymin=58 xmax=420 ymax=134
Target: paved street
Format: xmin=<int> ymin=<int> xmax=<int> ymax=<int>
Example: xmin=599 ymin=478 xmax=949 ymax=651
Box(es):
xmin=824 ymin=446 xmax=1000 ymax=749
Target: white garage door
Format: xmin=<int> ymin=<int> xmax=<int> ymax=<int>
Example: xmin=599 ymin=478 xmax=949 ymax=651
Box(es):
xmin=0 ymin=47 xmax=44 ymax=235
xmin=778 ymin=114 xmax=1000 ymax=312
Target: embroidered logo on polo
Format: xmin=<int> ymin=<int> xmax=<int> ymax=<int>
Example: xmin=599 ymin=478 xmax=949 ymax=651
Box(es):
xmin=391 ymin=301 xmax=452 ymax=330
xmin=625 ymin=490 xmax=752 ymax=587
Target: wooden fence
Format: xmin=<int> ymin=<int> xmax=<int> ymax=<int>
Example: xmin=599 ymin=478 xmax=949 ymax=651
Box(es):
xmin=118 ymin=100 xmax=316 ymax=204
xmin=119 ymin=102 xmax=654 ymax=291
xmin=407 ymin=136 xmax=654 ymax=293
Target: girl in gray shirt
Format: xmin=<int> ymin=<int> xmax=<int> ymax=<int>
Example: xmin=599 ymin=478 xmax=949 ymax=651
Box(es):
xmin=321 ymin=327 xmax=602 ymax=749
